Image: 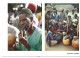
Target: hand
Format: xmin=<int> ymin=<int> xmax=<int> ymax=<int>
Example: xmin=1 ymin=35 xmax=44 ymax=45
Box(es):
xmin=18 ymin=30 xmax=23 ymax=39
xmin=13 ymin=41 xmax=18 ymax=50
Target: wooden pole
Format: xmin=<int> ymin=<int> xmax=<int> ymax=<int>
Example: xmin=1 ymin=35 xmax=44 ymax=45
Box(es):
xmin=66 ymin=24 xmax=68 ymax=35
xmin=77 ymin=21 xmax=79 ymax=37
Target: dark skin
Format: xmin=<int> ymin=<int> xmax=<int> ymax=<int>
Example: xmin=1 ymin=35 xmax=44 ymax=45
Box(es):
xmin=19 ymin=14 xmax=34 ymax=33
xmin=62 ymin=9 xmax=64 ymax=13
xmin=27 ymin=25 xmax=35 ymax=36
xmin=19 ymin=14 xmax=35 ymax=50
xmin=49 ymin=27 xmax=57 ymax=40
xmin=72 ymin=10 xmax=74 ymax=14
xmin=74 ymin=14 xmax=77 ymax=19
xmin=66 ymin=10 xmax=68 ymax=14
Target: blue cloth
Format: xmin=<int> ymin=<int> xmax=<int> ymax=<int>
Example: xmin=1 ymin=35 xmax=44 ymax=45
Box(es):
xmin=54 ymin=14 xmax=59 ymax=22
xmin=60 ymin=13 xmax=65 ymax=20
xmin=57 ymin=34 xmax=61 ymax=40
xmin=46 ymin=31 xmax=55 ymax=44
xmin=49 ymin=26 xmax=52 ymax=30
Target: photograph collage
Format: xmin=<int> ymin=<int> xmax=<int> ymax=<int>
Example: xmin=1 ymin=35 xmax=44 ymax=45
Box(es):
xmin=8 ymin=3 xmax=79 ymax=51
xmin=0 ymin=0 xmax=80 ymax=58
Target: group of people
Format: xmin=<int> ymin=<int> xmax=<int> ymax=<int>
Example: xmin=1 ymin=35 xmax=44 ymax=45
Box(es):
xmin=45 ymin=8 xmax=79 ymax=46
xmin=8 ymin=3 xmax=42 ymax=28
xmin=8 ymin=3 xmax=42 ymax=51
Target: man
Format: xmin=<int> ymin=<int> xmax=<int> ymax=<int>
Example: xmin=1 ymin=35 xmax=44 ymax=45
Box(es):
xmin=60 ymin=9 xmax=65 ymax=21
xmin=46 ymin=26 xmax=57 ymax=46
xmin=71 ymin=9 xmax=75 ymax=20
xmin=72 ymin=14 xmax=78 ymax=27
xmin=75 ymin=8 xmax=79 ymax=19
xmin=17 ymin=7 xmax=22 ymax=16
xmin=28 ymin=3 xmax=40 ymax=27
xmin=72 ymin=14 xmax=78 ymax=36
xmin=45 ymin=10 xmax=51 ymax=20
xmin=54 ymin=10 xmax=59 ymax=22
xmin=9 ymin=11 xmax=19 ymax=25
xmin=67 ymin=15 xmax=72 ymax=25
xmin=65 ymin=10 xmax=69 ymax=20
xmin=36 ymin=7 xmax=42 ymax=27
xmin=18 ymin=8 xmax=42 ymax=51
xmin=13 ymin=8 xmax=32 ymax=30
xmin=66 ymin=16 xmax=72 ymax=34
xmin=13 ymin=4 xmax=39 ymax=30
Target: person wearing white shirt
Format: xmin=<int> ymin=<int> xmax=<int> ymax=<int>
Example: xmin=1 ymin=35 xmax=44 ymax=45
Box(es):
xmin=71 ymin=10 xmax=75 ymax=20
xmin=9 ymin=11 xmax=19 ymax=25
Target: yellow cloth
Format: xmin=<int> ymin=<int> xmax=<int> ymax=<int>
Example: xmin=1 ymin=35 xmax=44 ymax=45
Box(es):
xmin=37 ymin=12 xmax=42 ymax=22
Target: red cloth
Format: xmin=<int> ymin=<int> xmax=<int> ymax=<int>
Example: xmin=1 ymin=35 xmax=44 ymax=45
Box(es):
xmin=19 ymin=38 xmax=31 ymax=50
xmin=28 ymin=3 xmax=37 ymax=12
xmin=52 ymin=29 xmax=57 ymax=32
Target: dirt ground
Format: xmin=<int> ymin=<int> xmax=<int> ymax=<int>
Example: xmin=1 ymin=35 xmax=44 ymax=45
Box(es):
xmin=45 ymin=38 xmax=79 ymax=51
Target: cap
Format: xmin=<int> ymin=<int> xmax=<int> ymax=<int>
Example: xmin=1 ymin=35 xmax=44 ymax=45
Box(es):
xmin=49 ymin=26 xmax=52 ymax=30
xmin=28 ymin=3 xmax=37 ymax=12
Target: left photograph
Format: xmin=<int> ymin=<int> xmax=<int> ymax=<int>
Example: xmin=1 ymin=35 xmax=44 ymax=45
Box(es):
xmin=8 ymin=3 xmax=42 ymax=51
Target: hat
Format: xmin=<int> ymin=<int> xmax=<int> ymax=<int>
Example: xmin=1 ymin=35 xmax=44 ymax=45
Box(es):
xmin=20 ymin=8 xmax=32 ymax=16
xmin=28 ymin=3 xmax=37 ymax=12
xmin=49 ymin=26 xmax=52 ymax=30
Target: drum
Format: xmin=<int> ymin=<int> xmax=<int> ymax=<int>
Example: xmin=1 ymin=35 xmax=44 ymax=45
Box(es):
xmin=8 ymin=34 xmax=16 ymax=47
xmin=72 ymin=36 xmax=79 ymax=49
xmin=63 ymin=36 xmax=70 ymax=45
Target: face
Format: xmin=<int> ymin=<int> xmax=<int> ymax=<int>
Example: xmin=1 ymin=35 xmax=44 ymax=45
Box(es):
xmin=68 ymin=16 xmax=71 ymax=19
xmin=66 ymin=10 xmax=68 ymax=14
xmin=50 ymin=27 xmax=53 ymax=32
xmin=72 ymin=10 xmax=74 ymax=14
xmin=74 ymin=14 xmax=77 ymax=18
xmin=18 ymin=7 xmax=22 ymax=11
xmin=62 ymin=9 xmax=64 ymax=13
xmin=19 ymin=14 xmax=32 ymax=31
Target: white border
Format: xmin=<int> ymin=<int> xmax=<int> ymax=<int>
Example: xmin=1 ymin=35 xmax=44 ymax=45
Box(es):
xmin=0 ymin=0 xmax=80 ymax=57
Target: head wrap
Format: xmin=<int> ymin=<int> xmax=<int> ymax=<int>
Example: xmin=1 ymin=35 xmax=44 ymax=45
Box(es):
xmin=28 ymin=3 xmax=37 ymax=12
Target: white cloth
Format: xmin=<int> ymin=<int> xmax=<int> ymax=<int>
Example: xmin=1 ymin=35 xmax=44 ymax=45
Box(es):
xmin=71 ymin=14 xmax=75 ymax=20
xmin=72 ymin=19 xmax=78 ymax=26
xmin=10 ymin=15 xmax=19 ymax=24
xmin=33 ymin=14 xmax=39 ymax=27
xmin=8 ymin=24 xmax=20 ymax=42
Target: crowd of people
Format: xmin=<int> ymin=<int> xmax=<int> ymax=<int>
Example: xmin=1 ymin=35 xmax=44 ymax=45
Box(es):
xmin=45 ymin=7 xmax=79 ymax=46
xmin=8 ymin=3 xmax=42 ymax=51
xmin=8 ymin=4 xmax=42 ymax=28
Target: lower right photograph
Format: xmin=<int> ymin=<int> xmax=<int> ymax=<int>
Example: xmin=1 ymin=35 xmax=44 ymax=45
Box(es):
xmin=45 ymin=3 xmax=79 ymax=51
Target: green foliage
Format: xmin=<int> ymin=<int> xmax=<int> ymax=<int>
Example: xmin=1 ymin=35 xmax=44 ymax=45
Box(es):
xmin=8 ymin=3 xmax=24 ymax=12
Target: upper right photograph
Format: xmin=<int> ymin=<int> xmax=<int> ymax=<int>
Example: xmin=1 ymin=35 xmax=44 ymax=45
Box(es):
xmin=45 ymin=3 xmax=79 ymax=51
